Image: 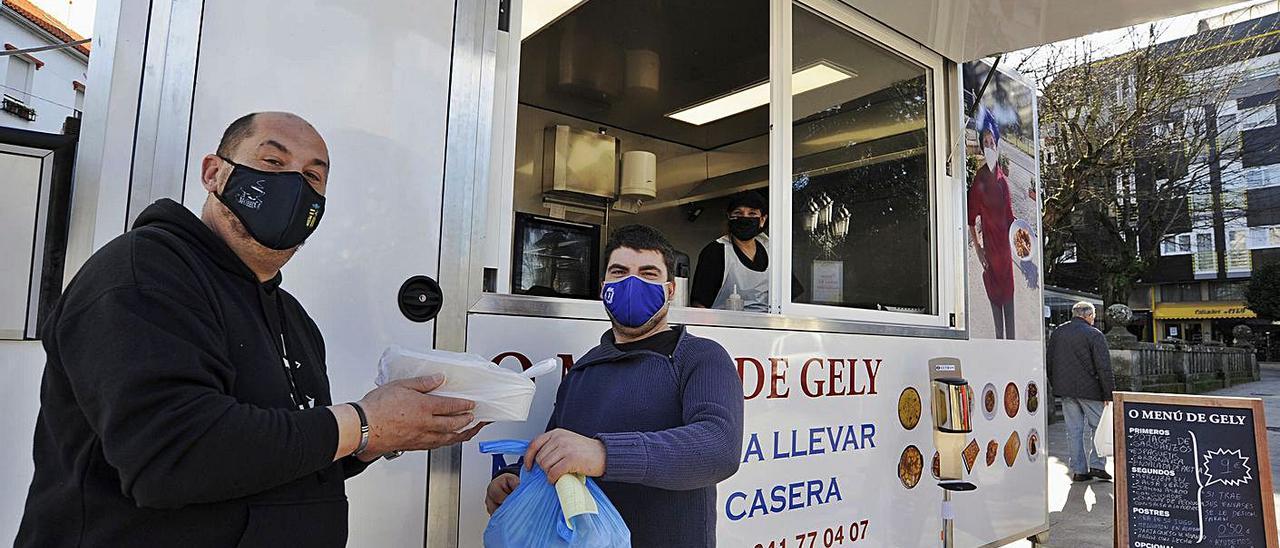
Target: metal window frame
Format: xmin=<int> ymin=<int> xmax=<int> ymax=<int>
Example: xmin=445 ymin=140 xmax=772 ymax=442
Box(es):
xmin=431 ymin=0 xmax=502 ymax=545
xmin=468 ymin=0 xmax=968 ymax=340
xmin=780 ymin=0 xmax=960 ymax=329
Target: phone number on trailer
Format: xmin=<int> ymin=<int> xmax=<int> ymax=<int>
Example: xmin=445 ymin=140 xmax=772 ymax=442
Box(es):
xmin=752 ymin=519 xmax=870 ymax=548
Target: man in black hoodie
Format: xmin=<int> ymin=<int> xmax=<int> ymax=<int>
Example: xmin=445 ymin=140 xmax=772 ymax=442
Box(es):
xmin=16 ymin=112 xmax=482 ymax=547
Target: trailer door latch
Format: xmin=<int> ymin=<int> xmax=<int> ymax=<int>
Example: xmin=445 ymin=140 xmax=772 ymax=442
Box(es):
xmin=398 ymin=275 xmax=444 ymax=323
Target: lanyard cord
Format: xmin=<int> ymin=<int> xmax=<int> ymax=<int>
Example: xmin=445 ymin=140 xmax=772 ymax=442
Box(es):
xmin=274 ymin=296 xmax=309 ymax=409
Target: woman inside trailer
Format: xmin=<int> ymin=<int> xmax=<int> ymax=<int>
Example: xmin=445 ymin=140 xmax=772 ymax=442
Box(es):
xmin=690 ymin=191 xmax=804 ymax=312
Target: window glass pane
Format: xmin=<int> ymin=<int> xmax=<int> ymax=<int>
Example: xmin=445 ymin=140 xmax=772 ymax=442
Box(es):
xmin=5 ymin=58 xmax=32 ymax=102
xmin=1211 ymin=281 xmax=1247 ymax=301
xmin=1240 ymin=104 xmax=1276 ymax=130
xmin=790 ymin=6 xmax=932 ymax=313
xmin=1193 ymin=233 xmax=1217 ymax=274
xmin=1227 ymin=229 xmax=1251 ymax=272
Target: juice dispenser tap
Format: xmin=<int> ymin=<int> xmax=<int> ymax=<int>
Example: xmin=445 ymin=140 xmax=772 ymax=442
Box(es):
xmin=927 ymin=357 xmax=977 ymax=548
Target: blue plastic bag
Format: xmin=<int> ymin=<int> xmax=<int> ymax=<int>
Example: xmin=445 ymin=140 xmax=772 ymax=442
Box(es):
xmin=480 ymin=439 xmax=631 ymax=547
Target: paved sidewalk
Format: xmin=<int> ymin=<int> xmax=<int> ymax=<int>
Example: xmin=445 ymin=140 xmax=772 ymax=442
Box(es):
xmin=1008 ymin=367 xmax=1280 ymax=547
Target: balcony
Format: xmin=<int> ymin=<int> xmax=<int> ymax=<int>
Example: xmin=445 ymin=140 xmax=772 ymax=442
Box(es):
xmin=2 ymin=96 xmax=36 ymax=122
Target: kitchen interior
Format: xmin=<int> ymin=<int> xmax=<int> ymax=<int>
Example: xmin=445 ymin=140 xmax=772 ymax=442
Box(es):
xmin=508 ymin=0 xmax=935 ymax=314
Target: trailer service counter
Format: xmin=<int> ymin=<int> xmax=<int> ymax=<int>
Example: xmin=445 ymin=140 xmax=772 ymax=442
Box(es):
xmin=0 ymin=0 xmax=1248 ymax=546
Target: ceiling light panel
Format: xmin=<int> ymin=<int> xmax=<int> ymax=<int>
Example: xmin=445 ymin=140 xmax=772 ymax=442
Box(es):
xmin=667 ymin=62 xmax=855 ymax=126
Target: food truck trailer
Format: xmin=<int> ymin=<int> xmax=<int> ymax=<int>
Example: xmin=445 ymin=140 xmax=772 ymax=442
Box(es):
xmin=0 ymin=0 xmax=1250 ymax=546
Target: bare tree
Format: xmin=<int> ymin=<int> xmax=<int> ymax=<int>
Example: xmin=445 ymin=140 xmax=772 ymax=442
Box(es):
xmin=1028 ymin=19 xmax=1276 ymax=306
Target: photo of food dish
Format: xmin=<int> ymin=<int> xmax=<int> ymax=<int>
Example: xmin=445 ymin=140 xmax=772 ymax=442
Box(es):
xmin=1008 ymin=219 xmax=1036 ymax=263
xmin=931 ymin=450 xmax=941 ymax=480
xmin=1004 ymin=431 xmax=1021 ymax=467
xmin=1027 ymin=429 xmax=1040 ymax=462
xmin=899 ymin=445 xmax=923 ymax=489
xmin=898 ymin=386 xmax=922 ymax=430
xmin=1014 ymin=229 xmax=1032 ymax=259
xmin=1004 ymin=382 xmax=1020 ymax=418
xmin=986 ymin=440 xmax=999 ymax=467
xmin=1026 ymin=381 xmax=1040 ymax=415
xmin=963 ymin=439 xmax=980 ymax=473
xmin=981 ymin=383 xmax=997 ymax=421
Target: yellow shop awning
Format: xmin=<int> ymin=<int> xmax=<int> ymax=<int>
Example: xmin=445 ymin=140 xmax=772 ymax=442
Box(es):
xmin=1154 ymin=302 xmax=1257 ymax=320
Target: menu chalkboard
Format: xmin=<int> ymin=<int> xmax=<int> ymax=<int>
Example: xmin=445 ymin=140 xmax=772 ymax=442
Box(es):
xmin=1115 ymin=392 xmax=1277 ymax=548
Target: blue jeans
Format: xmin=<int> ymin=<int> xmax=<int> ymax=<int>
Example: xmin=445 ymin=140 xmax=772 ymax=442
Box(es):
xmin=1061 ymin=397 xmax=1107 ymax=474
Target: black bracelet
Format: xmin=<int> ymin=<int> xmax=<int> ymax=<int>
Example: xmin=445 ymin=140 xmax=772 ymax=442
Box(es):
xmin=348 ymin=402 xmax=370 ymax=456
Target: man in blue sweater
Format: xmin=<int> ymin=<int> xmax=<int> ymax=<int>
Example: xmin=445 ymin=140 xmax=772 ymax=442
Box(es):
xmin=485 ymin=224 xmax=745 ymax=545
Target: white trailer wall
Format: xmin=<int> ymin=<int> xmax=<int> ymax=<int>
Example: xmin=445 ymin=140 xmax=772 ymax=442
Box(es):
xmin=181 ymin=1 xmax=455 ymax=545
xmin=0 ymin=342 xmax=44 ymax=541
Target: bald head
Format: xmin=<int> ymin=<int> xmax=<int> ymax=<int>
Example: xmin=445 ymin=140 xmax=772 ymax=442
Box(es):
xmin=209 ymin=111 xmax=330 ymax=192
xmin=198 ymin=112 xmax=332 ymax=280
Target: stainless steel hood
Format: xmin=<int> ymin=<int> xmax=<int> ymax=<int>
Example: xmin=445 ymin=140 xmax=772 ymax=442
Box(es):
xmin=542 ymin=124 xmax=618 ymax=204
xmin=840 ymin=0 xmax=1247 ymax=61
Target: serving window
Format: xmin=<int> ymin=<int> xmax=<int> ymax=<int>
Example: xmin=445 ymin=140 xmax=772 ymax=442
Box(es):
xmin=481 ymin=0 xmax=962 ymax=333
xmin=788 ymin=5 xmax=932 ymax=314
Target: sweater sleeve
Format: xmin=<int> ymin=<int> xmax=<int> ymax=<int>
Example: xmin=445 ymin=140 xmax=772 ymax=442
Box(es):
xmin=55 ymin=285 xmax=339 ymax=509
xmin=595 ymin=342 xmax=744 ymax=490
xmin=1091 ymin=330 xmax=1116 ymax=400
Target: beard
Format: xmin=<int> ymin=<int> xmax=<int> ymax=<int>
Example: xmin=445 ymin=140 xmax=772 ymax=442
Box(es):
xmin=205 ymin=196 xmax=299 ymax=270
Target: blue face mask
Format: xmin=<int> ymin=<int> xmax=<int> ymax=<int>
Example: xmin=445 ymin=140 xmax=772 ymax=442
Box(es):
xmin=601 ymin=275 xmax=669 ymax=328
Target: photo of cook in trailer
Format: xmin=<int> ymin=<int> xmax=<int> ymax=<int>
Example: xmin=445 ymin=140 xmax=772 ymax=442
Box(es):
xmin=964 ymin=61 xmax=1043 ymax=341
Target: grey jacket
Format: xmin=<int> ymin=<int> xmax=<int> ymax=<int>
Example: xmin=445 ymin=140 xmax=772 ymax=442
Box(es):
xmin=1047 ymin=318 xmax=1115 ymax=401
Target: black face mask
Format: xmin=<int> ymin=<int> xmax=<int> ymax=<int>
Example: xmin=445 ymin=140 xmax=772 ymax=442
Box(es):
xmin=216 ymin=157 xmax=325 ymax=251
xmin=728 ymin=217 xmax=764 ymax=241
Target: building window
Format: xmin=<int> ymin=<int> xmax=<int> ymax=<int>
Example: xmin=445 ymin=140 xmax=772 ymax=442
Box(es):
xmin=1115 ymin=74 xmax=1135 ymax=104
xmin=1227 ymin=228 xmax=1251 ymax=273
xmin=5 ymin=57 xmax=34 ymax=104
xmin=1211 ymin=281 xmax=1247 ymax=301
xmin=1160 ymin=233 xmax=1192 ymax=256
xmin=1161 ymin=283 xmax=1202 ymax=302
xmin=74 ymin=90 xmax=84 ymax=118
xmin=1246 ymin=164 xmax=1280 ymax=189
xmin=1250 ymin=225 xmax=1280 ymax=249
xmin=1218 ymin=112 xmax=1239 ymax=157
xmin=1239 ymin=104 xmax=1277 ymax=130
xmin=1193 ymin=231 xmax=1217 ymax=275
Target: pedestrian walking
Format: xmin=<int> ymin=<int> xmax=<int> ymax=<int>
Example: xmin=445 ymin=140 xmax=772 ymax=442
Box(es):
xmin=1047 ymin=301 xmax=1116 ymax=482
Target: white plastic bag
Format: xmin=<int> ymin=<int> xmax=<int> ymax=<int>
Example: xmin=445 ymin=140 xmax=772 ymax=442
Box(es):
xmin=1093 ymin=402 xmax=1114 ymax=457
xmin=376 ymin=345 xmax=557 ymax=429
